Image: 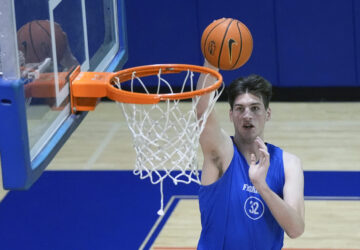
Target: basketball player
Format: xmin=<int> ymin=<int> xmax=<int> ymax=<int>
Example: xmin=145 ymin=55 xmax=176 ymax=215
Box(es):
xmin=196 ymin=60 xmax=305 ymax=249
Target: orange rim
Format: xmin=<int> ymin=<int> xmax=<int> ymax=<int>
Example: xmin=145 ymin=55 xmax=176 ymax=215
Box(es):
xmin=108 ymin=64 xmax=223 ymax=103
xmin=70 ymin=64 xmax=223 ymax=111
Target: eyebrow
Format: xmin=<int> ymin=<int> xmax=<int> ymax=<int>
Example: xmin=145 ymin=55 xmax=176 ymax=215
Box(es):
xmin=233 ymin=102 xmax=262 ymax=107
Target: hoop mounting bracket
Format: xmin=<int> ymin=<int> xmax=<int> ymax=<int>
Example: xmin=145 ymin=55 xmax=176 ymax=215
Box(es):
xmin=69 ymin=66 xmax=112 ymax=112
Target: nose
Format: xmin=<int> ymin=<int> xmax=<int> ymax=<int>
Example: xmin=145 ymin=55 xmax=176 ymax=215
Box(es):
xmin=243 ymin=107 xmax=252 ymax=120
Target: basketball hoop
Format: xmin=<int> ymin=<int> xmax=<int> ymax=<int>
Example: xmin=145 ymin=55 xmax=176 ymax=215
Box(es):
xmin=70 ymin=64 xmax=223 ymax=215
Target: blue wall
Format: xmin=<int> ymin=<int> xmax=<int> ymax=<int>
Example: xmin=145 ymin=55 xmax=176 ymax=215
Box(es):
xmin=124 ymin=0 xmax=360 ymax=87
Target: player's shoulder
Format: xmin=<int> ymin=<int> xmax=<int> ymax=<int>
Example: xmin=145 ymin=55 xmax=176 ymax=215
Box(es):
xmin=283 ymin=151 xmax=300 ymax=163
xmin=283 ymin=151 xmax=303 ymax=172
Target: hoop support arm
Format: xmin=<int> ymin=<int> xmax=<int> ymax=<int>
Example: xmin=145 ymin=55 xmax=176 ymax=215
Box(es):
xmin=70 ymin=66 xmax=112 ymax=112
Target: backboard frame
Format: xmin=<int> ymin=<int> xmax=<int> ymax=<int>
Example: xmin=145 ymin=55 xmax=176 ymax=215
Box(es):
xmin=0 ymin=0 xmax=128 ymax=190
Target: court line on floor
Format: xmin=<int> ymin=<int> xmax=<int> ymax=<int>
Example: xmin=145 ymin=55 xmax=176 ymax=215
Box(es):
xmin=83 ymin=123 xmax=120 ymax=170
xmin=153 ymin=248 xmax=360 ymax=250
xmin=305 ymin=196 xmax=360 ymax=200
xmin=0 ymin=190 xmax=8 ymax=203
xmin=143 ymin=195 xmax=360 ymax=250
xmin=140 ymin=195 xmax=197 ymax=250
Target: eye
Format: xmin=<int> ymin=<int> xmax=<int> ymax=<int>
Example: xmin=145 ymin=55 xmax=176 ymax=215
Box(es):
xmin=235 ymin=106 xmax=244 ymax=112
xmin=251 ymin=106 xmax=260 ymax=112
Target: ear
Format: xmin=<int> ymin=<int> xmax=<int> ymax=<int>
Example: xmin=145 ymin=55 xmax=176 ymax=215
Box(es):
xmin=229 ymin=108 xmax=233 ymax=122
xmin=266 ymin=107 xmax=271 ymax=121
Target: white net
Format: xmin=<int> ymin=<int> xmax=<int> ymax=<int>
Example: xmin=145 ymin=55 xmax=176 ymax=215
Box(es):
xmin=114 ymin=66 xmax=223 ymax=215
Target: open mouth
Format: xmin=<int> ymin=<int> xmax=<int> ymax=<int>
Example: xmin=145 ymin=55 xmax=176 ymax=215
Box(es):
xmin=243 ymin=124 xmax=254 ymax=129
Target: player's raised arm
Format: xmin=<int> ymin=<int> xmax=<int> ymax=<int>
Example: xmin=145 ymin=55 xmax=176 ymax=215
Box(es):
xmin=196 ymin=60 xmax=233 ymax=185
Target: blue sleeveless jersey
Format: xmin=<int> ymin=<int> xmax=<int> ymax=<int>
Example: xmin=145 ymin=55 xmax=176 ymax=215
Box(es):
xmin=198 ymin=139 xmax=285 ymax=250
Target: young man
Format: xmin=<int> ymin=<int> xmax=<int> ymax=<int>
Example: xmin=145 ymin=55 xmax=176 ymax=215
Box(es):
xmin=197 ymin=61 xmax=305 ymax=250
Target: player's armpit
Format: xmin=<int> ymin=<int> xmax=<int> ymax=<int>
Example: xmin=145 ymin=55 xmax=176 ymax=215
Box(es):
xmin=200 ymin=124 xmax=233 ymax=185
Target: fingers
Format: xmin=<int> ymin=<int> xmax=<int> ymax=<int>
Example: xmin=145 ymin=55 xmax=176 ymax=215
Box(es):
xmin=255 ymin=136 xmax=266 ymax=150
xmin=250 ymin=153 xmax=257 ymax=166
xmin=203 ymin=59 xmax=219 ymax=71
xmin=254 ymin=137 xmax=270 ymax=167
xmin=259 ymin=148 xmax=270 ymax=167
xmin=249 ymin=137 xmax=270 ymax=168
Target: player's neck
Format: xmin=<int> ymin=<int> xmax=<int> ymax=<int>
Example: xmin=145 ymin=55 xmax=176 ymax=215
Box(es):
xmin=233 ymin=135 xmax=263 ymax=164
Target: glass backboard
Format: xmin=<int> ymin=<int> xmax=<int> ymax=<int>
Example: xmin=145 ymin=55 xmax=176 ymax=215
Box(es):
xmin=0 ymin=0 xmax=127 ymax=189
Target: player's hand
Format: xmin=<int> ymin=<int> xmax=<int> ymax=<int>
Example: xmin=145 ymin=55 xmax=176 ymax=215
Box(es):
xmin=203 ymin=59 xmax=219 ymax=71
xmin=249 ymin=136 xmax=270 ymax=189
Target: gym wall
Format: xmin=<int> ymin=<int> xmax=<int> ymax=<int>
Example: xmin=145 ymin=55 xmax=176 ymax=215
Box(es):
xmin=124 ymin=0 xmax=360 ymax=92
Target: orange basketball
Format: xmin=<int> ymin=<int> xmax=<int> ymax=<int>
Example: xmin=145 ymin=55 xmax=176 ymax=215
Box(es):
xmin=201 ymin=18 xmax=253 ymax=70
xmin=17 ymin=20 xmax=67 ymax=64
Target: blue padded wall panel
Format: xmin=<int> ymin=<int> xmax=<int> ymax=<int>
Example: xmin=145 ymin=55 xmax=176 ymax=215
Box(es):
xmin=197 ymin=0 xmax=278 ymax=86
xmin=14 ymin=0 xmax=49 ymax=29
xmin=354 ymin=0 xmax=360 ymax=85
xmin=124 ymin=0 xmax=360 ymax=87
xmin=124 ymin=0 xmax=200 ymax=68
xmin=276 ymin=0 xmax=358 ymax=87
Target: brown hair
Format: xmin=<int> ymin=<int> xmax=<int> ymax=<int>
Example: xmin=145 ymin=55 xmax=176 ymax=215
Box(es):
xmin=227 ymin=74 xmax=272 ymax=109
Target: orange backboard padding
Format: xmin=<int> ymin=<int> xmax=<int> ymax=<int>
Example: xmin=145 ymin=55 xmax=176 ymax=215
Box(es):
xmin=69 ymin=64 xmax=223 ymax=112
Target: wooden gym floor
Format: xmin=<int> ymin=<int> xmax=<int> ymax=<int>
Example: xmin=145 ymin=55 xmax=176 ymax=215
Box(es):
xmin=0 ymin=101 xmax=359 ymax=249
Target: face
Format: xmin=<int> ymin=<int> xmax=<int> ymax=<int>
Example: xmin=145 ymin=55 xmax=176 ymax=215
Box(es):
xmin=229 ymin=93 xmax=271 ymax=143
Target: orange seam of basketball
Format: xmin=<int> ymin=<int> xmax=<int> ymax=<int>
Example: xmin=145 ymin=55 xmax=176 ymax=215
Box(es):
xmin=217 ymin=18 xmax=234 ymax=69
xmin=202 ymin=18 xmax=228 ymax=60
xmin=230 ymin=21 xmax=243 ymax=70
